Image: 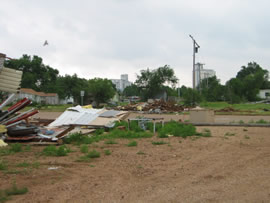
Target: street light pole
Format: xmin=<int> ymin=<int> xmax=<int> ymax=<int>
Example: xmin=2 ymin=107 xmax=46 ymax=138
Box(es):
xmin=189 ymin=35 xmax=200 ymax=89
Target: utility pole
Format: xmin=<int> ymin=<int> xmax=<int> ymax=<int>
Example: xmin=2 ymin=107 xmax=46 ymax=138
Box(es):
xmin=189 ymin=35 xmax=200 ymax=89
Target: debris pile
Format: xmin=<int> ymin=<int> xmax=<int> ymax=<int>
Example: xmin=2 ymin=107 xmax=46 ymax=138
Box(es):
xmin=116 ymin=100 xmax=184 ymax=113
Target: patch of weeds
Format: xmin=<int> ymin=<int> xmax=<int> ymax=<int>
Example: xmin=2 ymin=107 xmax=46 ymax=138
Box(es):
xmin=105 ymin=139 xmax=118 ymax=144
xmin=4 ymin=182 xmax=28 ymax=196
xmin=191 ymin=136 xmax=200 ymax=141
xmin=137 ymin=151 xmax=145 ymax=155
xmin=9 ymin=143 xmax=23 ymax=153
xmin=32 ymin=162 xmax=40 ymax=169
xmin=104 ymin=149 xmax=111 ymax=155
xmin=137 ymin=165 xmax=143 ymax=169
xmin=152 ymin=141 xmax=167 ymax=145
xmin=0 ymin=160 xmax=8 ymax=171
xmin=24 ymin=145 xmax=31 ymax=152
xmin=196 ymin=128 xmax=212 ymax=137
xmin=244 ymin=135 xmax=250 ymax=139
xmin=158 ymin=121 xmax=196 ymax=138
xmin=80 ymin=144 xmax=89 ymax=153
xmin=256 ymin=119 xmax=269 ymax=124
xmin=184 ymin=120 xmax=190 ymax=123
xmin=243 ymin=128 xmax=248 ymax=132
xmin=89 ymin=164 xmax=95 ymax=167
xmin=248 ymin=120 xmax=255 ymax=124
xmin=76 ymin=156 xmax=91 ymax=162
xmin=158 ymin=133 xmax=169 ymax=138
xmin=94 ymin=128 xmax=105 ymax=135
xmin=239 ymin=120 xmax=245 ymax=124
xmin=224 ymin=132 xmax=235 ymax=137
xmin=15 ymin=161 xmax=31 ymax=168
xmin=42 ymin=145 xmax=71 ymax=156
xmin=179 ymin=140 xmax=182 ymax=143
xmin=63 ymin=133 xmax=93 ymax=145
xmin=4 ymin=169 xmax=26 ymax=175
xmin=0 ymin=182 xmax=28 ymax=202
xmin=127 ymin=140 xmax=137 ymax=147
xmin=87 ymin=150 xmax=100 ymax=158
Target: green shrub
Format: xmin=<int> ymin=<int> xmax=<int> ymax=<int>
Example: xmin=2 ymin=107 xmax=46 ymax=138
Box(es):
xmin=152 ymin=141 xmax=167 ymax=145
xmin=64 ymin=133 xmax=93 ymax=145
xmin=95 ymin=129 xmax=105 ymax=135
xmin=105 ymin=139 xmax=118 ymax=144
xmin=15 ymin=161 xmax=31 ymax=168
xmin=196 ymin=128 xmax=212 ymax=137
xmin=80 ymin=145 xmax=88 ymax=153
xmin=4 ymin=183 xmax=28 ymax=196
xmin=9 ymin=143 xmax=22 ymax=153
xmin=42 ymin=145 xmax=70 ymax=156
xmin=87 ymin=150 xmax=100 ymax=158
xmin=158 ymin=121 xmax=196 ymax=138
xmin=0 ymin=160 xmax=8 ymax=171
xmin=104 ymin=149 xmax=111 ymax=155
xmin=256 ymin=119 xmax=269 ymax=124
xmin=127 ymin=141 xmax=137 ymax=147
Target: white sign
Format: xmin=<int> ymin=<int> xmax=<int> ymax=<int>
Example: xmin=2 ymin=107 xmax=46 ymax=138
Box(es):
xmin=80 ymin=90 xmax=85 ymax=97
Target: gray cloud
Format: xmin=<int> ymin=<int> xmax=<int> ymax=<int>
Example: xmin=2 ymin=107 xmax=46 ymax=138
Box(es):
xmin=1 ymin=0 xmax=270 ymax=86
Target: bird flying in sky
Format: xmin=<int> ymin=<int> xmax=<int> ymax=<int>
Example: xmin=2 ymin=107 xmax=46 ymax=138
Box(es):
xmin=43 ymin=40 xmax=48 ymax=46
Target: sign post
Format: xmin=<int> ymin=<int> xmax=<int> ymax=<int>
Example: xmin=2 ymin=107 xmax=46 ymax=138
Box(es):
xmin=80 ymin=90 xmax=85 ymax=106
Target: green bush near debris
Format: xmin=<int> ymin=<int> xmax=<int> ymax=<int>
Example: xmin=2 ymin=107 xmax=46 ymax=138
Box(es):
xmin=42 ymin=145 xmax=71 ymax=156
xmin=158 ymin=121 xmax=196 ymax=138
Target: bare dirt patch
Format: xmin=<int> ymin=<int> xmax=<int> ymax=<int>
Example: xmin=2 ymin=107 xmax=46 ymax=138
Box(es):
xmin=1 ymin=126 xmax=270 ymax=202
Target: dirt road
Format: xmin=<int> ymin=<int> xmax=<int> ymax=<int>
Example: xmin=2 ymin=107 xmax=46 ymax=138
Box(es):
xmin=1 ymin=126 xmax=270 ymax=202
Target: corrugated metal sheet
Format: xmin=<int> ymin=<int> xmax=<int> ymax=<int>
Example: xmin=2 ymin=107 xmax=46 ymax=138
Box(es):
xmin=0 ymin=67 xmax=22 ymax=93
xmin=99 ymin=110 xmax=122 ymax=118
xmin=49 ymin=106 xmax=103 ymax=127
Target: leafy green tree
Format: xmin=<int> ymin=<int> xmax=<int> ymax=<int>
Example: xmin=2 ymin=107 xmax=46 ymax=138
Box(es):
xmin=123 ymin=84 xmax=140 ymax=97
xmin=88 ymin=78 xmax=115 ymax=106
xmin=135 ymin=65 xmax=178 ymax=100
xmin=4 ymin=55 xmax=59 ymax=93
xmin=180 ymin=86 xmax=201 ymax=106
xmin=200 ymin=76 xmax=225 ymax=101
xmin=225 ymin=62 xmax=269 ymax=102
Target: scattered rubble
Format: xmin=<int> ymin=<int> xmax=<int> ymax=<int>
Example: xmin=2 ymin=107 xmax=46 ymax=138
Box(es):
xmin=116 ymin=100 xmax=185 ymax=113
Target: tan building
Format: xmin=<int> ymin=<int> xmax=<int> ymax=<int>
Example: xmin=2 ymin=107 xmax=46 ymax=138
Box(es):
xmin=18 ymin=88 xmax=59 ymax=105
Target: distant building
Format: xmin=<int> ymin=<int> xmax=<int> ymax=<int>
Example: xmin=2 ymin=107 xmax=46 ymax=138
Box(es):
xmin=257 ymin=89 xmax=270 ymax=99
xmin=194 ymin=63 xmax=216 ymax=88
xmin=18 ymin=88 xmax=59 ymax=105
xmin=111 ymin=74 xmax=132 ymax=92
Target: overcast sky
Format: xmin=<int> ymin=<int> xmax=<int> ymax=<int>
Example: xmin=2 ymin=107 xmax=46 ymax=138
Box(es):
xmin=1 ymin=0 xmax=270 ymax=87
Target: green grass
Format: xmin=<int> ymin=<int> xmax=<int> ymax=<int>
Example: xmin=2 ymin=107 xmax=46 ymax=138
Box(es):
xmin=255 ymin=119 xmax=269 ymax=124
xmin=87 ymin=150 xmax=100 ymax=158
xmin=127 ymin=141 xmax=137 ymax=147
xmin=0 ymin=182 xmax=28 ymax=202
xmin=15 ymin=161 xmax=31 ymax=168
xmin=104 ymin=149 xmax=111 ymax=155
xmin=224 ymin=132 xmax=235 ymax=137
xmin=105 ymin=139 xmax=118 ymax=144
xmin=158 ymin=121 xmax=196 ymax=138
xmin=0 ymin=160 xmax=8 ymax=171
xmin=196 ymin=128 xmax=212 ymax=137
xmin=64 ymin=129 xmax=153 ymax=146
xmin=152 ymin=141 xmax=167 ymax=145
xmin=200 ymin=102 xmax=270 ymax=115
xmin=137 ymin=151 xmax=145 ymax=155
xmin=80 ymin=145 xmax=89 ymax=153
xmin=244 ymin=135 xmax=250 ymax=139
xmin=42 ymin=145 xmax=71 ymax=156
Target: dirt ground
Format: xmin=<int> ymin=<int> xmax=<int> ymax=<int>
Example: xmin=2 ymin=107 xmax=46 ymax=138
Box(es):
xmin=1 ymin=124 xmax=270 ymax=202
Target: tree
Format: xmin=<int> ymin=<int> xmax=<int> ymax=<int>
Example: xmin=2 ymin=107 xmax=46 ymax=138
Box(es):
xmin=200 ymin=76 xmax=225 ymax=101
xmin=4 ymin=55 xmax=59 ymax=93
xmin=135 ymin=65 xmax=178 ymax=100
xmin=225 ymin=62 xmax=269 ymax=102
xmin=123 ymin=84 xmax=140 ymax=97
xmin=180 ymin=86 xmax=201 ymax=106
xmin=88 ymin=78 xmax=115 ymax=106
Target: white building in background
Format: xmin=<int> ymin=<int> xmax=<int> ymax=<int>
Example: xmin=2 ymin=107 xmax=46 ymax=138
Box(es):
xmin=194 ymin=63 xmax=216 ymax=88
xmin=110 ymin=74 xmax=132 ymax=92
